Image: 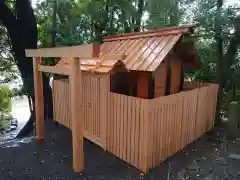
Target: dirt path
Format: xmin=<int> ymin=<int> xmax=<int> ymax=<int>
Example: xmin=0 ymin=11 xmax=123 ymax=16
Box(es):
xmin=0 ymin=122 xmax=240 ymax=180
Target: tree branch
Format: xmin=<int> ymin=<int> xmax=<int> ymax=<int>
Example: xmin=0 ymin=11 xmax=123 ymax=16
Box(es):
xmin=0 ymin=3 xmax=27 ymax=77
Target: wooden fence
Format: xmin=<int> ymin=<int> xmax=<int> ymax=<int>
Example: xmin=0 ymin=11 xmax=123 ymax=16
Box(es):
xmin=53 ymin=72 xmax=109 ymax=149
xmin=107 ymin=93 xmax=149 ymax=171
xmin=144 ymin=84 xmax=218 ymax=171
xmin=106 ymin=83 xmax=218 ymax=172
xmin=53 ymin=80 xmax=218 ymax=173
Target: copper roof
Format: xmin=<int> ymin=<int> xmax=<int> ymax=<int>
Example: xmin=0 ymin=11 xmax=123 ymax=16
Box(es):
xmin=101 ymin=34 xmax=182 ymax=71
xmin=57 ymin=58 xmax=127 ymax=73
xmin=57 ymin=24 xmax=198 ymax=72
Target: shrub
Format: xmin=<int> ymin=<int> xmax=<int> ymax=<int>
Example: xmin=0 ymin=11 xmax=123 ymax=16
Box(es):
xmin=0 ymin=84 xmax=12 ymax=129
xmin=0 ymin=84 xmax=12 ymax=112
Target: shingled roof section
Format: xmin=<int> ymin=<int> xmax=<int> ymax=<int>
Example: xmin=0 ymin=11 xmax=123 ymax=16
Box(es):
xmin=57 ymin=57 xmax=127 ymax=73
xmin=100 ymin=24 xmax=198 ymax=72
xmin=56 ymin=24 xmax=199 ymax=73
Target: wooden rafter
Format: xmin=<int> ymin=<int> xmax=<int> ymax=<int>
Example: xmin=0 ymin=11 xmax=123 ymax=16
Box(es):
xmin=25 ymin=43 xmax=100 ymax=58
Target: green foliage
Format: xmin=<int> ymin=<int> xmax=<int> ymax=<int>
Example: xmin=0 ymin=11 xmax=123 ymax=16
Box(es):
xmin=146 ymin=0 xmax=181 ymax=28
xmin=0 ymin=25 xmax=19 ymax=83
xmin=185 ymin=42 xmax=217 ymax=82
xmin=0 ymin=84 xmax=12 ymax=113
xmin=0 ymin=84 xmax=12 ymax=129
xmin=35 ymin=0 xmax=146 ymax=46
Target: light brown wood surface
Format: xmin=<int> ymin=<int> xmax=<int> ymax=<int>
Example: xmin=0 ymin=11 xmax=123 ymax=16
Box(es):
xmin=70 ymin=58 xmax=84 ymax=172
xmin=33 ymin=57 xmax=45 ymax=141
xmin=25 ymin=44 xmax=100 ymax=58
xmin=39 ymin=65 xmax=70 ymax=75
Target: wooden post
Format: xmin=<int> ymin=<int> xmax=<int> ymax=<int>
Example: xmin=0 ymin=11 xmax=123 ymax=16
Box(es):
xmin=33 ymin=57 xmax=45 ymax=141
xmin=70 ymin=57 xmax=84 ymax=172
xmin=137 ymin=72 xmax=149 ymax=99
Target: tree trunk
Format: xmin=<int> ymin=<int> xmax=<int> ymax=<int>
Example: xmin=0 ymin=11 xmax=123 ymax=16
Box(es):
xmin=215 ymin=0 xmax=240 ymax=126
xmin=134 ymin=0 xmax=144 ymax=32
xmin=0 ymin=0 xmax=53 ymax=138
xmin=169 ymin=0 xmax=179 ymax=26
xmin=51 ymin=0 xmax=57 ymax=47
xmin=214 ymin=0 xmax=224 ymax=125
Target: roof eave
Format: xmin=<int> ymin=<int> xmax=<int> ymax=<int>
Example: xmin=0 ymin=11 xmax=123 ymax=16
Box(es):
xmin=103 ymin=23 xmax=199 ymax=42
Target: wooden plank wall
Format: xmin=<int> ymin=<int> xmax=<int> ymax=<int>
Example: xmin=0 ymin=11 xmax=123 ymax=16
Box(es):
xmin=53 ymin=79 xmax=71 ymax=128
xmin=147 ymin=93 xmax=183 ymax=171
xmin=106 ymin=93 xmax=149 ymax=172
xmin=194 ymin=84 xmax=218 ymax=139
xmin=53 ymin=72 xmax=109 ymax=149
xmin=180 ymin=89 xmax=199 ymax=149
xmin=154 ymin=61 xmax=167 ymax=97
xmin=82 ymin=72 xmax=109 ymax=149
xmin=146 ymin=83 xmax=219 ymax=171
xmin=170 ymin=60 xmax=182 ymax=94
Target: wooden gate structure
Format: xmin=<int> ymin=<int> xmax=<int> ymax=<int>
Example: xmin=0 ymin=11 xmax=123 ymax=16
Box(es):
xmin=25 ymin=44 xmax=124 ymax=172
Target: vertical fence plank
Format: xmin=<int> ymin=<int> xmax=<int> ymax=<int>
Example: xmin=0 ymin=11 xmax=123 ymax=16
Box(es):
xmin=139 ymin=100 xmax=144 ymax=171
xmin=92 ymin=75 xmax=95 ymax=135
xmin=100 ymin=75 xmax=108 ymax=149
xmin=109 ymin=93 xmax=113 ymax=152
xmin=120 ymin=95 xmax=124 ymax=159
xmin=148 ymin=99 xmax=154 ymax=168
xmin=143 ymin=100 xmax=149 ymax=173
xmin=135 ymin=99 xmax=140 ymax=168
xmin=159 ymin=102 xmax=164 ymax=163
xmin=131 ymin=99 xmax=136 ymax=165
xmin=172 ymin=95 xmax=177 ymax=154
xmin=92 ymin=75 xmax=96 ymax=136
xmin=123 ymin=94 xmax=128 ymax=162
xmin=113 ymin=94 xmax=117 ymax=154
xmin=127 ymin=96 xmax=132 ymax=163
xmin=165 ymin=101 xmax=170 ymax=159
xmin=83 ymin=74 xmax=87 ymax=131
xmin=156 ymin=101 xmax=162 ymax=164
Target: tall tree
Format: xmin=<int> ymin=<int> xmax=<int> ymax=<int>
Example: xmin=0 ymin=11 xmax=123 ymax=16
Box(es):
xmin=50 ymin=0 xmax=57 ymax=47
xmin=0 ymin=0 xmax=53 ymax=137
xmin=215 ymin=0 xmax=224 ymax=125
xmin=185 ymin=0 xmax=240 ymax=122
xmin=134 ymin=0 xmax=144 ymax=32
xmin=146 ymin=0 xmax=180 ymax=28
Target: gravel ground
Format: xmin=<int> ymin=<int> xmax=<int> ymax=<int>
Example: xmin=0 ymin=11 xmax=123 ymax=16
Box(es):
xmin=1 ymin=122 xmax=240 ymax=180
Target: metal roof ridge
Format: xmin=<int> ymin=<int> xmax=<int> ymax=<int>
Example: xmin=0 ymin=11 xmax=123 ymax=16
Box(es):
xmin=103 ymin=23 xmax=198 ymax=42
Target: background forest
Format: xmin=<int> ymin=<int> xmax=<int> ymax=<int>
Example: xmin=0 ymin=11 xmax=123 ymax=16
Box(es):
xmin=0 ymin=0 xmax=240 ymax=132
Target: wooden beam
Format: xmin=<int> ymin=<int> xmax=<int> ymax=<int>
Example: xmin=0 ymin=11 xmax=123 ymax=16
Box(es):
xmin=33 ymin=57 xmax=45 ymax=141
xmin=170 ymin=60 xmax=182 ymax=94
xmin=38 ymin=65 xmax=70 ymax=75
xmin=25 ymin=43 xmax=100 ymax=58
xmin=70 ymin=57 xmax=84 ymax=172
xmin=137 ymin=72 xmax=150 ymax=99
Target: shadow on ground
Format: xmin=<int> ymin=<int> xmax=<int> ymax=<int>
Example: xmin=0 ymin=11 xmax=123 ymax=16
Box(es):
xmin=1 ymin=122 xmax=240 ymax=180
